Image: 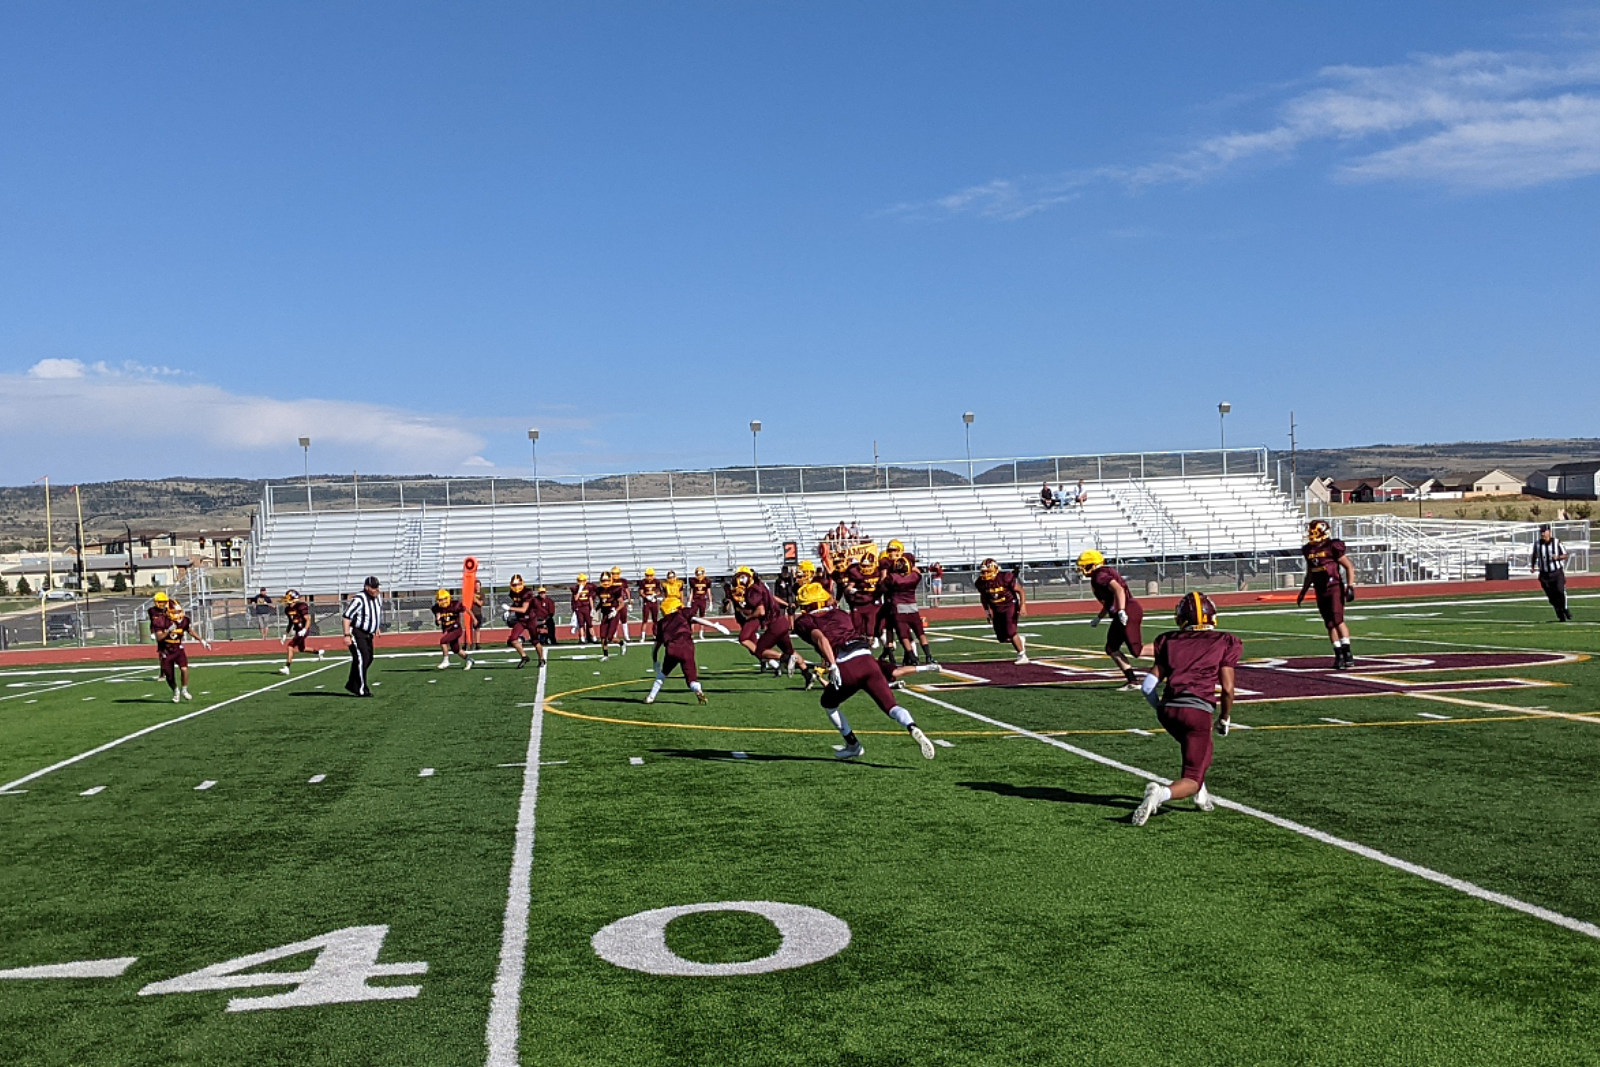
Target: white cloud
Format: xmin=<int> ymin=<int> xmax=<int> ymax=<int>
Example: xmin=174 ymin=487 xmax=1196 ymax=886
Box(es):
xmin=891 ymin=44 xmax=1600 ymax=219
xmin=1 ymin=362 xmax=494 ymax=481
xmin=27 ymin=358 xmax=87 ymax=379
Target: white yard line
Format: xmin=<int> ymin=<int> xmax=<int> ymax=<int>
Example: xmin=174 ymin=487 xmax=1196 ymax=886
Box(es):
xmin=904 ymin=688 xmax=1600 ymax=943
xmin=0 ymin=662 xmax=340 ymax=794
xmin=0 ymin=666 xmax=147 ymax=703
xmin=1406 ymin=691 xmax=1600 ymax=726
xmin=485 ymin=660 xmax=549 ymax=1067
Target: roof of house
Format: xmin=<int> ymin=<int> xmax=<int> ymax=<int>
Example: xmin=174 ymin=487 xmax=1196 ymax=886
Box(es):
xmin=1439 ymin=468 xmax=1523 ymax=486
xmin=1329 ymin=479 xmax=1375 ymax=491
xmin=1546 ymin=461 xmax=1600 ymax=475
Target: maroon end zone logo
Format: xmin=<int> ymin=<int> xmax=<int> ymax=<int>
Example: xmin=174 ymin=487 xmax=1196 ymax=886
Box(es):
xmin=930 ymin=651 xmax=1582 ymax=703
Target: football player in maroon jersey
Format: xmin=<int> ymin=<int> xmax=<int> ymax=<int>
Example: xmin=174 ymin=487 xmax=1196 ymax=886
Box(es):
xmin=155 ymin=602 xmax=212 ymax=702
xmin=431 ymin=588 xmax=473 ymax=670
xmin=1130 ymin=592 xmax=1240 ymax=826
xmin=793 ymin=582 xmax=937 ymax=761
xmin=596 ymin=571 xmax=628 ymax=659
xmin=1079 ymin=549 xmax=1145 ymax=689
xmin=879 ymin=539 xmax=935 ymax=667
xmin=1298 ymin=519 xmax=1357 ymax=669
xmin=638 ymin=568 xmax=664 ymax=637
xmin=278 ymin=589 xmax=321 ymax=675
xmin=646 ymin=595 xmax=709 ymax=705
xmin=975 ymin=559 xmax=1028 ymax=663
xmin=505 ymin=575 xmax=538 ymax=668
xmin=570 ymin=573 xmax=596 ymax=643
xmin=688 ymin=567 xmax=714 ymax=639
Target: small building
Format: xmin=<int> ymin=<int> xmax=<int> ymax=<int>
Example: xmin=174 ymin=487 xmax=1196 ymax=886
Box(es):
xmin=1531 ymin=461 xmax=1600 ymax=500
xmin=1327 ymin=479 xmax=1377 ymax=503
xmin=1435 ymin=470 xmax=1525 ymax=497
xmin=1374 ymin=476 xmax=1414 ymax=501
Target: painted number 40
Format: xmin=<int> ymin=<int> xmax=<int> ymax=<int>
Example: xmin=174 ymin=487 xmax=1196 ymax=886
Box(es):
xmin=138 ymin=925 xmax=426 ymax=1013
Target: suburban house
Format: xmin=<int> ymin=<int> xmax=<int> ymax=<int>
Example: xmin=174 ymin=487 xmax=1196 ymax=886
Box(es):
xmin=1433 ymin=470 xmax=1525 ymax=497
xmin=1528 ymin=462 xmax=1600 ymax=500
xmin=1327 ymin=479 xmax=1377 ymax=503
xmin=1374 ymin=476 xmax=1413 ymax=501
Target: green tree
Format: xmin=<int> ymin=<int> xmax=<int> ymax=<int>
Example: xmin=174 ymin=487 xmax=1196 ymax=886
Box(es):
xmin=0 ymin=578 xmax=9 ymax=596
xmin=1571 ymin=502 xmax=1593 ymax=520
xmin=87 ymin=573 xmax=103 ymax=593
xmin=16 ymin=576 xmax=32 ymax=596
xmin=111 ymin=572 xmax=128 ymax=592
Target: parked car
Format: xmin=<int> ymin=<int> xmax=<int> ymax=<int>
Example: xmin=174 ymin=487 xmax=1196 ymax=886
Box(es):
xmin=43 ymin=589 xmax=79 ymax=602
xmin=46 ymin=613 xmax=79 ymax=640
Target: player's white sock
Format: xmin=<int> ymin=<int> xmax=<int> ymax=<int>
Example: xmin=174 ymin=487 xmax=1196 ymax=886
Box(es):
xmin=690 ymin=681 xmax=703 ymax=695
xmin=826 ymin=707 xmax=853 ymax=738
xmin=646 ymin=673 xmax=664 ymax=703
xmin=1153 ymin=785 xmax=1173 ymax=804
xmin=887 ymin=705 xmax=915 ymax=729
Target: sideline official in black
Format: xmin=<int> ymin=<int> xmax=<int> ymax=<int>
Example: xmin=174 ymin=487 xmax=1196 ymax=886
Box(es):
xmin=343 ymin=576 xmax=384 ymax=696
xmin=1530 ymin=525 xmax=1571 ymax=622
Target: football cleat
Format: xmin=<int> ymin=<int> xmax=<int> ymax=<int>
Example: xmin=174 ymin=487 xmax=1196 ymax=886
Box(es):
xmin=644 ymin=692 xmax=656 ymax=705
xmin=833 ymin=739 xmax=864 ymax=760
xmin=1194 ymin=784 xmax=1215 ymax=813
xmin=696 ymin=690 xmax=708 ymax=705
xmin=438 ymin=656 xmax=451 ymax=670
xmin=909 ymin=726 xmax=936 ymax=760
xmin=517 ymin=656 xmax=530 ymax=669
xmin=278 ymin=665 xmax=291 ymax=676
xmin=464 ymin=658 xmax=474 ymax=671
xmin=181 ymin=687 xmax=192 ymax=701
xmin=172 ymin=689 xmax=181 ymax=703
xmin=1131 ymin=781 xmax=1164 ymax=826
xmin=1014 ymin=654 xmax=1031 ymax=665
xmin=1118 ymin=681 xmax=1141 ymax=692
xmin=316 ymin=649 xmax=326 ymax=659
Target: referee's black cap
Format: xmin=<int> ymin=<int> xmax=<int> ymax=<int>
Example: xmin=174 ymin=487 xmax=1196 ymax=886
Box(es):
xmin=364 ymin=575 xmax=381 ymax=590
xmin=1539 ymin=523 xmax=1552 ymax=533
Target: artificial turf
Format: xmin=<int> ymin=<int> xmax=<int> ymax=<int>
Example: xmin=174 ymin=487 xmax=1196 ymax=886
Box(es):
xmin=2 ymin=590 xmax=1598 ymax=1065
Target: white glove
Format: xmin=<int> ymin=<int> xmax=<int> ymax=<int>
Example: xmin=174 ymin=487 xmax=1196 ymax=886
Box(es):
xmin=1116 ymin=610 xmax=1128 ymax=626
xmin=201 ymin=640 xmax=213 ymax=651
xmin=1089 ymin=615 xmax=1101 ymax=628
xmin=1140 ymin=672 xmax=1161 ymax=711
xmin=827 ymin=664 xmax=843 ymax=689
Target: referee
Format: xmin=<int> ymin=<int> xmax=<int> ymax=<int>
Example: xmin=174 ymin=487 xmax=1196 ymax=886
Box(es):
xmin=343 ymin=576 xmax=384 ymax=696
xmin=1530 ymin=525 xmax=1571 ymax=622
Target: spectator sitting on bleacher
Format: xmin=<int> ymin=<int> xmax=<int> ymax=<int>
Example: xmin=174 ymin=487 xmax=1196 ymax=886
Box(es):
xmin=1073 ymin=480 xmax=1088 ymax=507
xmin=1040 ymin=482 xmax=1056 ymax=510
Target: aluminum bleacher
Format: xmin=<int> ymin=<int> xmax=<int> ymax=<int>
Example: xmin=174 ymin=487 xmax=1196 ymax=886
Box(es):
xmin=247 ymin=449 xmax=1303 ymax=594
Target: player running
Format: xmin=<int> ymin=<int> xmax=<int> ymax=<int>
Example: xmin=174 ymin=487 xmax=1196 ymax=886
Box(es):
xmin=975 ymin=558 xmax=1029 ymax=664
xmin=506 ymin=575 xmax=537 ymax=668
xmin=1130 ymin=592 xmax=1240 ymax=826
xmin=596 ymin=570 xmax=628 ymax=659
xmin=278 ymin=589 xmax=322 ymax=675
xmin=529 ymin=586 xmax=557 ymax=664
xmin=570 ymin=573 xmax=596 ymax=643
xmin=154 ymin=602 xmax=212 ymax=702
xmin=688 ymin=567 xmax=713 ymax=639
xmin=793 ymin=582 xmax=937 ymax=760
xmin=638 ymin=568 xmax=664 ymax=637
xmin=431 ymin=588 xmax=473 ymax=670
xmin=1298 ymin=519 xmax=1357 ymax=669
xmin=646 ymin=595 xmax=709 ymax=705
xmin=880 ymin=539 xmax=935 ymax=667
xmin=1079 ymin=549 xmax=1145 ymax=689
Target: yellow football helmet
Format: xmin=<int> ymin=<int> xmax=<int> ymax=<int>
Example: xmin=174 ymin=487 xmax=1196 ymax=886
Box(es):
xmin=798 ymin=559 xmax=817 ymax=577
xmin=600 ymin=572 xmax=615 ymax=586
xmin=796 ymin=582 xmax=831 ymax=611
xmin=695 ymin=566 xmax=706 ymax=577
xmin=736 ymin=565 xmax=753 ymax=577
xmin=610 ymin=566 xmax=622 ymax=577
xmin=509 ymin=574 xmax=525 ymax=592
xmin=661 ymin=595 xmax=683 ymax=615
xmin=858 ymin=550 xmax=878 ymax=571
xmin=886 ymin=539 xmax=905 ymax=555
xmin=577 ymin=572 xmax=588 ymax=583
xmin=979 ymin=558 xmax=1000 ymax=580
xmin=284 ymin=589 xmax=299 ymax=602
xmin=152 ymin=591 xmax=169 ymax=604
xmin=644 ymin=568 xmax=655 ymax=578
xmin=435 ymin=589 xmax=452 ymax=604
xmin=1308 ymin=519 xmax=1331 ymax=543
xmin=1076 ymin=549 xmax=1105 ymax=577
xmin=536 ymin=586 xmax=547 ymax=594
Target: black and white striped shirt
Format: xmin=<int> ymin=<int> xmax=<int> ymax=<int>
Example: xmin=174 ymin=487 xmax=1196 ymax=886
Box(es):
xmin=1531 ymin=538 xmax=1566 ymax=576
xmin=343 ymin=591 xmax=383 ymax=634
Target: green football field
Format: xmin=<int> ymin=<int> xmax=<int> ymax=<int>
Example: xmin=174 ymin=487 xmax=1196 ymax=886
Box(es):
xmin=3 ymin=590 xmax=1599 ymax=1066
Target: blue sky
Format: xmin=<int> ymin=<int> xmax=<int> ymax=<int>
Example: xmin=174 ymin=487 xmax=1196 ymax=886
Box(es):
xmin=3 ymin=2 xmax=1598 ymax=483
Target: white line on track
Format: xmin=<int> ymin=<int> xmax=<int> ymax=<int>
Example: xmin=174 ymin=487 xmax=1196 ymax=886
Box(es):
xmin=485 ymin=659 xmax=549 ymax=1067
xmin=904 ymin=688 xmax=1600 ymax=943
xmin=0 ymin=662 xmax=340 ymax=795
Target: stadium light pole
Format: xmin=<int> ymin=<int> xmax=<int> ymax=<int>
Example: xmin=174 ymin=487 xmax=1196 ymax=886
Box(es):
xmin=750 ymin=420 xmax=762 ymax=495
xmin=527 ymin=428 xmax=540 ymax=505
xmin=298 ymin=437 xmax=313 ymax=513
xmin=1217 ymin=402 xmax=1231 ymax=476
xmin=962 ymin=412 xmax=975 ymax=486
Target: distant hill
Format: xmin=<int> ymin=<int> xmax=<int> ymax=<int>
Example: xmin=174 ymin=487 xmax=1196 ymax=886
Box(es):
xmin=5 ymin=438 xmax=1598 ymax=548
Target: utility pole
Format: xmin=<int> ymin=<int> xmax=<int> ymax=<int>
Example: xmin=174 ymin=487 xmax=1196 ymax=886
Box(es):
xmin=1288 ymin=411 xmax=1297 ymax=501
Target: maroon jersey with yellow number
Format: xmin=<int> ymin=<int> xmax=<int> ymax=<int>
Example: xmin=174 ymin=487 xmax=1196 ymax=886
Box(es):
xmin=688 ymin=575 xmax=713 ymax=602
xmin=639 ymin=578 xmax=663 ymax=603
xmin=284 ymin=601 xmax=311 ymax=634
xmin=1154 ymin=628 xmax=1242 ymax=705
xmin=570 ymin=583 xmax=596 ymax=611
xmin=844 ymin=564 xmax=880 ymax=608
xmin=508 ymin=588 xmax=535 ymax=619
xmin=596 ymin=581 xmax=625 ymax=615
xmin=976 ymin=571 xmax=1021 ymax=611
xmin=795 ymin=606 xmax=863 ymax=652
xmin=879 ymin=556 xmax=921 ymax=605
xmin=432 ymin=600 xmax=466 ymax=631
xmin=158 ymin=615 xmax=195 ymax=647
xmin=1303 ymin=539 xmax=1348 ymax=591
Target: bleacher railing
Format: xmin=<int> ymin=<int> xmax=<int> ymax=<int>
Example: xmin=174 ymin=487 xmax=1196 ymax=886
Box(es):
xmin=258 ymin=447 xmax=1270 ymax=518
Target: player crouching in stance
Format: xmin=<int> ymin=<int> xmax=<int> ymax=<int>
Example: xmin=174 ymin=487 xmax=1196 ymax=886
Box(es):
xmin=646 ymin=595 xmax=709 ymax=705
xmin=1079 ymin=549 xmax=1145 ymax=690
xmin=1130 ymin=592 xmax=1240 ymax=826
xmin=793 ymin=582 xmax=937 ymax=761
xmin=1298 ymin=519 xmax=1357 ymax=669
xmin=155 ymin=603 xmax=212 ymax=702
xmin=278 ymin=589 xmax=321 ymax=674
xmin=976 ymin=558 xmax=1029 ymax=663
xmin=431 ymin=589 xmax=473 ymax=670
xmin=506 ymin=575 xmax=538 ymax=668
